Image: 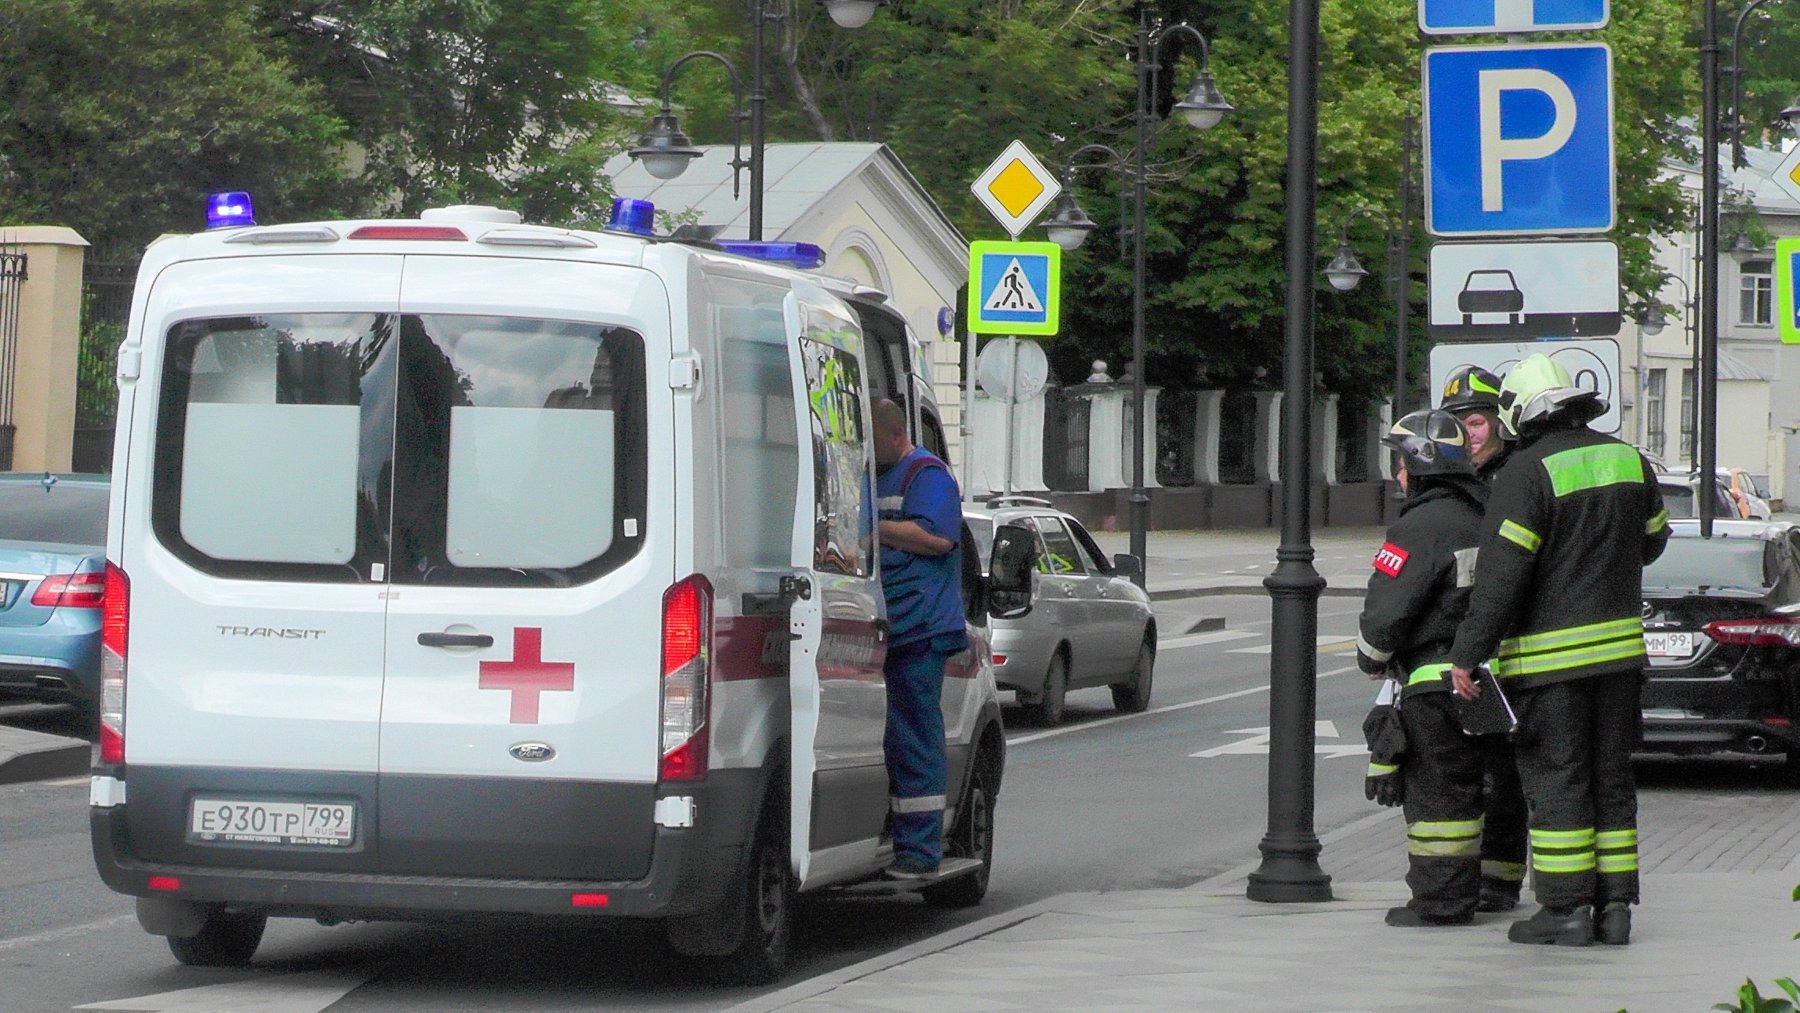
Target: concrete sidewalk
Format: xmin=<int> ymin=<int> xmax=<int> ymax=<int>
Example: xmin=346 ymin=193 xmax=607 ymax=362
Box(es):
xmin=0 ymin=722 xmax=88 ymax=785
xmin=738 ymin=790 xmax=1800 ymax=1013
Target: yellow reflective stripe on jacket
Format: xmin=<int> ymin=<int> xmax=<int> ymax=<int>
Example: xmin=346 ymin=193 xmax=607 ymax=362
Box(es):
xmin=1647 ymin=508 xmax=1669 ymax=535
xmin=1498 ymin=519 xmax=1541 ymax=552
xmin=1502 ymin=617 xmax=1643 ymax=656
xmin=1407 ymin=663 xmax=1452 ymax=687
xmin=1497 ymin=638 xmax=1647 ymax=678
xmin=1542 ymin=443 xmax=1646 ymax=497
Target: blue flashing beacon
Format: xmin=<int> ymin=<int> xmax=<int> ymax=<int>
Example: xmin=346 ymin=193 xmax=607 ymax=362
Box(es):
xmin=206 ymin=192 xmax=256 ymax=230
xmin=713 ymin=241 xmax=826 ymax=270
xmin=608 ymin=198 xmax=656 ymax=237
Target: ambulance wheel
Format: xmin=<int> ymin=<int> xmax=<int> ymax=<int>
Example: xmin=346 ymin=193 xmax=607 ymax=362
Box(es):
xmin=166 ymin=909 xmax=265 ymax=967
xmin=1023 ymin=650 xmax=1068 ymax=727
xmin=923 ymin=749 xmax=996 ymax=909
xmin=708 ymin=810 xmax=793 ymax=985
xmin=1111 ymin=637 xmax=1155 ymax=714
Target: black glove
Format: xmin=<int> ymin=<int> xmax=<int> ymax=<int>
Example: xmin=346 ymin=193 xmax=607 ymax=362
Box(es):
xmin=1365 ymin=760 xmax=1404 ymax=807
xmin=1362 ymin=700 xmax=1407 ymax=808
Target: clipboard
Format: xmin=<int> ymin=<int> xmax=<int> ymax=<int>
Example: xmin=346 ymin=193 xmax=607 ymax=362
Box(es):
xmin=1454 ymin=666 xmax=1517 ymax=736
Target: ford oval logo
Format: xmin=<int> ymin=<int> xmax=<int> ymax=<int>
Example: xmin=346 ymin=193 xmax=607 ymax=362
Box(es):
xmin=509 ymin=742 xmax=556 ymax=763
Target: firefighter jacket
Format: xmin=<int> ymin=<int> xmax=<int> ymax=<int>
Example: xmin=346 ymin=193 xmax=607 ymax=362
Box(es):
xmin=1449 ymin=424 xmax=1669 ymax=690
xmin=1357 ymin=477 xmax=1487 ymax=700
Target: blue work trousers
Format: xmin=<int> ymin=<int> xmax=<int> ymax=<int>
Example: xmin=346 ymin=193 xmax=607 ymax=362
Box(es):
xmin=885 ymin=635 xmax=952 ymax=867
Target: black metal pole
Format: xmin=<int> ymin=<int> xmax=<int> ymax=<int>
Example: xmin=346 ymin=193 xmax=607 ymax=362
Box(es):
xmin=1701 ymin=0 xmax=1719 ymax=538
xmin=1247 ymin=0 xmax=1331 ymax=904
xmin=1128 ymin=6 xmax=1151 ymax=590
xmin=1729 ymin=0 xmax=1774 ymax=169
xmin=1394 ymin=111 xmax=1414 ymax=419
xmin=748 ymin=0 xmax=769 ymax=241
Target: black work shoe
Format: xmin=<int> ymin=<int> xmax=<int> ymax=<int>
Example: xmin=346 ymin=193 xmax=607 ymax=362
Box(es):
xmin=1385 ymin=905 xmax=1473 ymax=927
xmin=884 ymin=859 xmax=938 ymax=881
xmin=1507 ymin=905 xmax=1594 ymax=946
xmin=1595 ymin=903 xmax=1631 ymax=945
xmin=1476 ymin=889 xmax=1520 ymax=913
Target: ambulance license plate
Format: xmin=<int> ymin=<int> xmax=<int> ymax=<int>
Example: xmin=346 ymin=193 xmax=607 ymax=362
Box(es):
xmin=189 ymin=798 xmax=356 ymax=847
xmin=1644 ymin=631 xmax=1694 ymax=658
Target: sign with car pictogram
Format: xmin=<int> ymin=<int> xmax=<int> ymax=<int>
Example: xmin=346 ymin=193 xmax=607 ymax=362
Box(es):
xmin=1428 ymin=338 xmax=1621 ymax=435
xmin=1427 ymin=239 xmax=1620 ymax=339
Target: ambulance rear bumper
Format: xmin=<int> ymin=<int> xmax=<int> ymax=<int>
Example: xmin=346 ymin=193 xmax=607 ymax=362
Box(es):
xmin=90 ymin=768 xmax=765 ymax=923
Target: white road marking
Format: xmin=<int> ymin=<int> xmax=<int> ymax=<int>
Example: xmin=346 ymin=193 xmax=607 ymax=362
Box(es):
xmin=1157 ymin=629 xmax=1258 ymax=650
xmin=78 ymin=969 xmax=375 ymax=1012
xmin=1007 ymin=664 xmax=1358 ymax=747
xmin=0 ymin=913 xmax=135 ymax=953
xmin=1190 ymin=719 xmax=1367 ymax=759
xmin=1228 ymin=634 xmax=1357 ymax=655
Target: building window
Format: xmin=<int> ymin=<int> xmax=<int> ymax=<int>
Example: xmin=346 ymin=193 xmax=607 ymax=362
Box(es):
xmin=1645 ymin=369 xmax=1666 ymax=459
xmin=1740 ymin=260 xmax=1773 ymax=325
xmin=1679 ymin=369 xmax=1694 ymax=461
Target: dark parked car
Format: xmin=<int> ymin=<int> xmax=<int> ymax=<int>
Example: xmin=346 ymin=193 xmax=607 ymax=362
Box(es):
xmin=1639 ymin=519 xmax=1800 ymax=768
xmin=0 ymin=473 xmax=109 ymax=717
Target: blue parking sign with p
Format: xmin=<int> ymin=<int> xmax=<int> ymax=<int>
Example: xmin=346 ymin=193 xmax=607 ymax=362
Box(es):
xmin=1424 ymin=43 xmax=1614 ymax=236
xmin=967 ymin=240 xmax=1061 ymax=336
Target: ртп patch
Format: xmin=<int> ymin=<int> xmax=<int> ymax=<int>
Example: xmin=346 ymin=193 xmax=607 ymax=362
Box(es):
xmin=1373 ymin=542 xmax=1409 ymax=578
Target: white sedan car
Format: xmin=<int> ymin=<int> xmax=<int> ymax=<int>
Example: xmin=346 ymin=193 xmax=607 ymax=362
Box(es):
xmin=964 ymin=498 xmax=1156 ymax=726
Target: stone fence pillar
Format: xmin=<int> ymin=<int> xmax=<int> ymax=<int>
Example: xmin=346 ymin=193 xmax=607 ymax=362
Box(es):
xmin=5 ymin=226 xmax=86 ymax=472
xmin=969 ymin=389 xmax=1048 ymax=497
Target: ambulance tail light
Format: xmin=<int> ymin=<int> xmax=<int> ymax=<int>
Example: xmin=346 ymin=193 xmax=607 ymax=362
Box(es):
xmin=99 ymin=563 xmax=129 ymax=765
xmin=660 ymin=575 xmax=712 ymax=782
xmin=1702 ymin=617 xmax=1800 ymax=647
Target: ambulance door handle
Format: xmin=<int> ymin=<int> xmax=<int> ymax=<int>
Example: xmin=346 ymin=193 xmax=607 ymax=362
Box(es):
xmin=418 ymin=632 xmax=494 ymax=649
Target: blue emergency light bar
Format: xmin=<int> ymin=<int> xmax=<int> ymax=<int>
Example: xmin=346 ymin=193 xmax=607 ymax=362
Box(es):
xmin=607 ymin=198 xmax=656 ymax=237
xmin=714 ymin=241 xmax=826 ymax=270
xmin=206 ymin=192 xmax=256 ymax=230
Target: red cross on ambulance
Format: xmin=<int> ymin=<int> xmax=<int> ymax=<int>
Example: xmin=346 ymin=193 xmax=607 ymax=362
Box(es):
xmin=479 ymin=627 xmax=575 ymax=724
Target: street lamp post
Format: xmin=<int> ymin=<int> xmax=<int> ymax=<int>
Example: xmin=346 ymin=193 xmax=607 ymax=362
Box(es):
xmin=1248 ymin=0 xmax=1332 ymax=904
xmin=1323 ymin=201 xmax=1410 ymax=423
xmin=1040 ymin=7 xmax=1231 ymax=590
xmin=630 ymin=1 xmax=885 ymax=241
xmin=1728 ymin=0 xmax=1800 ymax=168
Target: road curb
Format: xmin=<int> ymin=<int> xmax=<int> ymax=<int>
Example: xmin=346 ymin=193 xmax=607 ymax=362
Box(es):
xmin=724 ymin=896 xmax=1081 ymax=1013
xmin=0 ymin=727 xmax=89 ymax=786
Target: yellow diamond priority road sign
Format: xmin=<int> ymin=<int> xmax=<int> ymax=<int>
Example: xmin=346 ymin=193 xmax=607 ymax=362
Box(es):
xmin=971 ymin=140 xmax=1061 ymax=239
xmin=1775 ymin=144 xmax=1800 ymax=209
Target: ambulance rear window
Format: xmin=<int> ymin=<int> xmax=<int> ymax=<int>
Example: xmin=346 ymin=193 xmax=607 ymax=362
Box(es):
xmin=153 ymin=313 xmax=646 ymax=586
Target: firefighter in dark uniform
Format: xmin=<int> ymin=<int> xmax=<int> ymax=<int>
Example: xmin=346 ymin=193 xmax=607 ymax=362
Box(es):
xmin=1357 ymin=409 xmax=1489 ymax=927
xmin=1448 ymin=353 xmax=1669 ymax=947
xmin=1438 ymin=366 xmax=1528 ymax=914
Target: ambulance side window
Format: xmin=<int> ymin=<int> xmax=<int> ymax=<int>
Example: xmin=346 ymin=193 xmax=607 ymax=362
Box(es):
xmin=800 ymin=338 xmax=874 ymax=578
xmin=152 ymin=314 xmax=391 ymax=581
xmin=716 ymin=292 xmax=798 ymax=571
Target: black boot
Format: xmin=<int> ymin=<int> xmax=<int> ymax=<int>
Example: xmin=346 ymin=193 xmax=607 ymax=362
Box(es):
xmin=1595 ymin=902 xmax=1631 ymax=945
xmin=1386 ymin=905 xmax=1473 ymax=927
xmin=1476 ymin=886 xmax=1520 ymax=913
xmin=1507 ymin=905 xmax=1594 ymax=946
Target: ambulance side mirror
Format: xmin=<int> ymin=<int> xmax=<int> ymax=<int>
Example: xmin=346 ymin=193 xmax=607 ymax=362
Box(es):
xmin=987 ymin=523 xmax=1038 ymax=620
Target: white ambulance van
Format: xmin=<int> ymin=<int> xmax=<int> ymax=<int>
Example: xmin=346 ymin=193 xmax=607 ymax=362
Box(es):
xmin=90 ymin=198 xmax=1036 ymax=983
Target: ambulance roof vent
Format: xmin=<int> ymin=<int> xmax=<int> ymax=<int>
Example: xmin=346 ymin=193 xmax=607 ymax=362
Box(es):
xmin=421 ymin=205 xmax=523 ymax=225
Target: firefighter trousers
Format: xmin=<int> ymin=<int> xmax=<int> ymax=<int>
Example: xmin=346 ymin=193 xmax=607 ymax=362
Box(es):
xmin=1510 ymin=673 xmax=1642 ymax=911
xmin=1397 ymin=693 xmax=1484 ymax=920
xmin=884 ymin=635 xmax=952 ymax=868
xmin=1480 ymin=732 xmax=1528 ymax=903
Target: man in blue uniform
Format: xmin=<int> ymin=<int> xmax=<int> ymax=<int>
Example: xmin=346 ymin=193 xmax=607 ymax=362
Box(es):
xmin=870 ymin=398 xmax=967 ymax=879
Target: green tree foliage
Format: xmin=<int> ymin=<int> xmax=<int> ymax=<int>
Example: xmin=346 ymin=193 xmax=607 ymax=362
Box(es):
xmin=257 ymin=0 xmax=643 ymax=224
xmin=0 ymin=0 xmax=349 ymax=260
xmin=1731 ymin=3 xmax=1800 ymax=153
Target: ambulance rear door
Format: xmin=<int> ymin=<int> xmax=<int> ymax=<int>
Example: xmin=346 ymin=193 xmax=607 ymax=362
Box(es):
xmin=784 ymin=284 xmax=889 ymax=888
xmin=375 ymin=255 xmax=669 ymax=882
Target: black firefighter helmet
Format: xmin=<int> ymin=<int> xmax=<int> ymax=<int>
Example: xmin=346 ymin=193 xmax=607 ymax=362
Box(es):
xmin=1439 ymin=365 xmax=1504 ymax=414
xmin=1383 ymin=408 xmax=1475 ymax=478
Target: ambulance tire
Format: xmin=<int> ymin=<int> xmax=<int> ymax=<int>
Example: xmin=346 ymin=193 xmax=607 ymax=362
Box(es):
xmin=704 ymin=803 xmax=793 ymax=985
xmin=923 ymin=745 xmax=997 ymax=909
xmin=1023 ymin=650 xmax=1068 ymax=727
xmin=166 ymin=909 xmax=266 ymax=967
xmin=1110 ymin=636 xmax=1155 ymax=714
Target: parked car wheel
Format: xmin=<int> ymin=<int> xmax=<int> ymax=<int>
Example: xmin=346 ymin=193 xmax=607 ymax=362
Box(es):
xmin=923 ymin=745 xmax=997 ymax=909
xmin=1111 ymin=637 xmax=1155 ymax=714
xmin=166 ymin=909 xmax=265 ymax=967
xmin=1023 ymin=650 xmax=1068 ymax=727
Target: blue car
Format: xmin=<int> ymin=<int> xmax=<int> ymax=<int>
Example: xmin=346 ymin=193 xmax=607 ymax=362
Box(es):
xmin=0 ymin=473 xmax=109 ymax=717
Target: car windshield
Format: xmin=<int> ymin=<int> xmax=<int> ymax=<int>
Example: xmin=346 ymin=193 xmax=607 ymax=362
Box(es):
xmin=0 ymin=482 xmax=109 ymax=545
xmin=1643 ymin=537 xmax=1770 ymax=591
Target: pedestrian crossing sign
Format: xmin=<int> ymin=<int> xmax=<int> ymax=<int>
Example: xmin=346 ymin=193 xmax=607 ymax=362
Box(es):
xmin=1778 ymin=236 xmax=1800 ymax=345
xmin=966 ymin=240 xmax=1061 ymax=336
